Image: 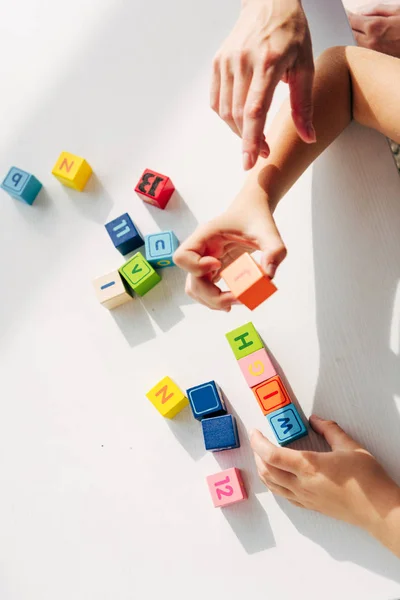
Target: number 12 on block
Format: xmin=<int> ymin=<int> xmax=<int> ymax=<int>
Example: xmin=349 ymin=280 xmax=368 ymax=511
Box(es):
xmin=206 ymin=468 xmax=247 ymax=508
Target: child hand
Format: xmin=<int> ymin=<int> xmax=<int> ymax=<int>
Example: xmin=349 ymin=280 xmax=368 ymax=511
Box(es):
xmin=174 ymin=193 xmax=286 ymax=311
xmin=250 ymin=416 xmax=400 ymax=536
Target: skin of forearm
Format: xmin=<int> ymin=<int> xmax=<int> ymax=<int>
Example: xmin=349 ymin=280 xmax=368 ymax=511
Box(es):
xmin=369 ymin=493 xmax=400 ymax=558
xmin=244 ymin=46 xmax=352 ymax=208
xmin=240 ymin=45 xmax=400 ymax=210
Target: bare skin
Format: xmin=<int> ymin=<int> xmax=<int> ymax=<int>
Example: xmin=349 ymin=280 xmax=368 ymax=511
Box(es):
xmin=175 ymin=46 xmax=400 ymax=556
xmin=348 ymin=4 xmax=400 ymax=58
xmin=211 ymin=0 xmax=316 ymax=171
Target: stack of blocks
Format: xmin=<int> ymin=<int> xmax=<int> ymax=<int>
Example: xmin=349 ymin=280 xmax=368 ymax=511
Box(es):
xmin=145 ymin=376 xmax=247 ymax=508
xmin=226 ymin=322 xmax=308 ymax=446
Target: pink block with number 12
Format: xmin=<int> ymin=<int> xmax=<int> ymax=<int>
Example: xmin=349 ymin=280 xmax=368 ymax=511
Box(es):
xmin=206 ymin=468 xmax=247 ymax=508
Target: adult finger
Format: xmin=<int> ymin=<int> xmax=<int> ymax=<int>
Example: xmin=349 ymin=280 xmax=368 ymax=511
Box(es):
xmin=362 ymin=4 xmax=396 ymax=16
xmin=210 ymin=54 xmax=221 ymax=114
xmin=231 ymin=54 xmax=252 ymax=135
xmin=250 ymin=429 xmax=305 ymax=475
xmin=185 ymin=274 xmax=236 ymax=311
xmin=352 ymin=30 xmax=368 ymax=47
xmin=289 ymin=58 xmax=316 ymax=144
xmin=242 ymin=65 xmax=282 ymax=170
xmin=347 ymin=11 xmax=368 ymax=32
xmin=266 ymin=481 xmax=298 ymax=501
xmin=219 ymin=60 xmax=241 ymax=137
xmin=309 ymin=415 xmax=362 ymax=451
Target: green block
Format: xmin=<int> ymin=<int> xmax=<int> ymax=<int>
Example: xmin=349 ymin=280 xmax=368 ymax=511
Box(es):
xmin=119 ymin=252 xmax=161 ymax=296
xmin=225 ymin=322 xmax=264 ymax=360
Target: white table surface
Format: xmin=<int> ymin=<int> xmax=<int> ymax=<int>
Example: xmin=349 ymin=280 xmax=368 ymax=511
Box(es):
xmin=1 ymin=1 xmax=400 ymax=598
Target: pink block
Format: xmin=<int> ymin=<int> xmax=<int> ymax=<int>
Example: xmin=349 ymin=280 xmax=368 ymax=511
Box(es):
xmin=206 ymin=468 xmax=247 ymax=508
xmin=237 ymin=348 xmax=276 ymax=388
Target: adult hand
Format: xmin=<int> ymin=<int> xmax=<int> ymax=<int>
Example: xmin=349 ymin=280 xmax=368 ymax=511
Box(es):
xmin=250 ymin=416 xmax=400 ymax=538
xmin=173 ymin=192 xmax=286 ymax=311
xmin=348 ymin=4 xmax=400 ymax=58
xmin=211 ymin=0 xmax=316 ymax=171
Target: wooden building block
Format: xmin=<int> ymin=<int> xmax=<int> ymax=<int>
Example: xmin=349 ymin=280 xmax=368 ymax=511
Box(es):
xmin=105 ymin=213 xmax=144 ymax=255
xmin=92 ymin=270 xmax=133 ymax=310
xmin=238 ymin=347 xmax=276 ymax=388
xmin=267 ymin=404 xmax=308 ymax=446
xmin=225 ymin=322 xmax=264 ymax=360
xmin=206 ymin=468 xmax=247 ymax=508
xmin=52 ymin=151 xmax=92 ymax=191
xmin=146 ymin=376 xmax=189 ymax=418
xmin=1 ymin=167 xmax=42 ymax=205
xmin=202 ymin=415 xmax=240 ymax=452
xmin=220 ymin=252 xmax=277 ymax=310
xmin=186 ymin=380 xmax=226 ymax=421
xmin=135 ymin=168 xmax=175 ymax=209
xmin=145 ymin=231 xmax=180 ymax=268
xmin=119 ymin=252 xmax=161 ymax=296
xmin=253 ymin=375 xmax=291 ymax=415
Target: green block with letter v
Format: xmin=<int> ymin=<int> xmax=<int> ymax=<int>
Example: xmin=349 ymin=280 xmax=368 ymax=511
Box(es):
xmin=119 ymin=252 xmax=161 ymax=296
xmin=225 ymin=322 xmax=264 ymax=360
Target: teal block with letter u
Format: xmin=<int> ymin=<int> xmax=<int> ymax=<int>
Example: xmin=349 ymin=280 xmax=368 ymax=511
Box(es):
xmin=145 ymin=230 xmax=179 ymax=268
xmin=267 ymin=404 xmax=308 ymax=446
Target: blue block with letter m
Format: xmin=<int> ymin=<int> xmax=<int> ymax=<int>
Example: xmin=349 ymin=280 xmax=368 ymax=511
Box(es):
xmin=1 ymin=167 xmax=42 ymax=205
xmin=145 ymin=231 xmax=179 ymax=268
xmin=105 ymin=213 xmax=144 ymax=255
xmin=267 ymin=404 xmax=308 ymax=446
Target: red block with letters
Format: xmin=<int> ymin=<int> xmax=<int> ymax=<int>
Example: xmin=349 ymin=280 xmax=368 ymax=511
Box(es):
xmin=135 ymin=168 xmax=175 ymax=209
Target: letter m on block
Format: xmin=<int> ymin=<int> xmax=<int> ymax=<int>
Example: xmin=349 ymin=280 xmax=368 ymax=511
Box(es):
xmin=155 ymin=384 xmax=174 ymax=404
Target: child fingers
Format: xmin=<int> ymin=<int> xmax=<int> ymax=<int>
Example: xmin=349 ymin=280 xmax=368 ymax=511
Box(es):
xmin=185 ymin=274 xmax=236 ymax=311
xmin=174 ymin=248 xmax=221 ymax=277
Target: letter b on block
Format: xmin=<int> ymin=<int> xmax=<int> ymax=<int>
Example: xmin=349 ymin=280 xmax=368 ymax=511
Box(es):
xmin=146 ymin=377 xmax=189 ymax=418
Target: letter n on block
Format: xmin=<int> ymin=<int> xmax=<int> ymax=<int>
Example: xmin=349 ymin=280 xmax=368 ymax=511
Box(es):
xmin=146 ymin=376 xmax=189 ymax=418
xmin=52 ymin=151 xmax=92 ymax=191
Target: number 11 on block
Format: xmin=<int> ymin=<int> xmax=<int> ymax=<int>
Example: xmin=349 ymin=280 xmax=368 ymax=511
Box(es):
xmin=206 ymin=468 xmax=247 ymax=508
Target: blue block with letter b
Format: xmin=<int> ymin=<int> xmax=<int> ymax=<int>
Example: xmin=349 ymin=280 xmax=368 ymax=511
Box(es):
xmin=105 ymin=213 xmax=144 ymax=255
xmin=267 ymin=404 xmax=308 ymax=446
xmin=1 ymin=167 xmax=42 ymax=205
xmin=145 ymin=231 xmax=179 ymax=268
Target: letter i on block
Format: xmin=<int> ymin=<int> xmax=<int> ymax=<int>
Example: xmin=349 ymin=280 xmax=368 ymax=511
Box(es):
xmin=220 ymin=252 xmax=277 ymax=310
xmin=92 ymin=270 xmax=134 ymax=310
xmin=1 ymin=167 xmax=42 ymax=205
xmin=225 ymin=322 xmax=264 ymax=360
xmin=145 ymin=231 xmax=179 ymax=268
xmin=52 ymin=151 xmax=92 ymax=191
xmin=267 ymin=404 xmax=308 ymax=446
xmin=135 ymin=169 xmax=175 ymax=209
xmin=146 ymin=377 xmax=189 ymax=418
xmin=206 ymin=468 xmax=247 ymax=508
xmin=105 ymin=213 xmax=144 ymax=255
xmin=119 ymin=252 xmax=161 ymax=296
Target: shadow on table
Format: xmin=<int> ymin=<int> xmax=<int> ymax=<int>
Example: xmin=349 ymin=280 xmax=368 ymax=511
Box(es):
xmin=63 ymin=173 xmax=114 ymax=224
xmin=277 ymin=125 xmax=400 ymax=579
xmin=143 ymin=190 xmax=199 ymax=242
xmin=111 ymin=299 xmax=156 ymax=347
xmin=166 ymin=406 xmax=206 ymax=462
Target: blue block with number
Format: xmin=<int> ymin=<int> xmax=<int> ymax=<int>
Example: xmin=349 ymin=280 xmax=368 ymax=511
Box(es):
xmin=105 ymin=213 xmax=144 ymax=255
xmin=202 ymin=414 xmax=240 ymax=452
xmin=145 ymin=231 xmax=179 ymax=268
xmin=1 ymin=167 xmax=42 ymax=205
xmin=186 ymin=380 xmax=227 ymax=421
xmin=267 ymin=404 xmax=308 ymax=446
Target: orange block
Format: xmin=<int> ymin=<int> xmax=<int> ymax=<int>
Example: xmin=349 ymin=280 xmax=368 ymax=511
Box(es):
xmin=220 ymin=253 xmax=277 ymax=310
xmin=252 ymin=375 xmax=291 ymax=415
